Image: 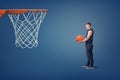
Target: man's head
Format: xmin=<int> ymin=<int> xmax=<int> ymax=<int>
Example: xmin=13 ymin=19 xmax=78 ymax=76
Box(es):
xmin=85 ymin=22 xmax=91 ymax=30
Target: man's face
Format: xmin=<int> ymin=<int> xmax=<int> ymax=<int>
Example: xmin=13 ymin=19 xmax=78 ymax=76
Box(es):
xmin=85 ymin=24 xmax=91 ymax=30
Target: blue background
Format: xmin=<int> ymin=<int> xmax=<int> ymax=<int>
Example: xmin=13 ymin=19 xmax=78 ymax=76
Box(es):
xmin=0 ymin=0 xmax=120 ymax=80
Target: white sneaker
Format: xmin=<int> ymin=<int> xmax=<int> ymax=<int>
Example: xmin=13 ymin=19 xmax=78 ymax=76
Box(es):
xmin=86 ymin=66 xmax=94 ymax=70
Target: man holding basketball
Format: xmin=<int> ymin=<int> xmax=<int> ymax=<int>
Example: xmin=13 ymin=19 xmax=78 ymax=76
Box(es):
xmin=80 ymin=22 xmax=94 ymax=69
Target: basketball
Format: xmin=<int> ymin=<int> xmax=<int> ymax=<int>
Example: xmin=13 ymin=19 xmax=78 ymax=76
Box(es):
xmin=76 ymin=35 xmax=84 ymax=42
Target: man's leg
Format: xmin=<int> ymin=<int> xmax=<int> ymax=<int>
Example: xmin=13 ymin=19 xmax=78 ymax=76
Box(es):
xmin=86 ymin=44 xmax=94 ymax=69
xmin=83 ymin=44 xmax=90 ymax=67
xmin=86 ymin=46 xmax=90 ymax=66
xmin=89 ymin=44 xmax=93 ymax=67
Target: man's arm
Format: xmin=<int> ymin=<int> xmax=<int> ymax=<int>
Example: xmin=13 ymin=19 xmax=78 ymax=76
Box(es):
xmin=81 ymin=30 xmax=93 ymax=43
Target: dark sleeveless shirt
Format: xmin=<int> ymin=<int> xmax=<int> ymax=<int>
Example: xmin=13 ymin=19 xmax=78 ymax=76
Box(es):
xmin=86 ymin=28 xmax=94 ymax=44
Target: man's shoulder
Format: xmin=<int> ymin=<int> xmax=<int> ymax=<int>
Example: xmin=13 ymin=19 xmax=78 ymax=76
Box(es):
xmin=89 ymin=29 xmax=94 ymax=33
xmin=88 ymin=29 xmax=94 ymax=35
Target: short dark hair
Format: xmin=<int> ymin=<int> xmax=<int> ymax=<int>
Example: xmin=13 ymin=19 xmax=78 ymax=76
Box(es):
xmin=86 ymin=22 xmax=91 ymax=26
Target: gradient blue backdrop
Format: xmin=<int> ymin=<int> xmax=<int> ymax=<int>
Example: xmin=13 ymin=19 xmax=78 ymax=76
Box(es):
xmin=0 ymin=0 xmax=120 ymax=80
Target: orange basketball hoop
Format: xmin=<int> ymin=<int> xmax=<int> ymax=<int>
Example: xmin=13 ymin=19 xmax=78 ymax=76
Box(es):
xmin=0 ymin=9 xmax=48 ymax=17
xmin=0 ymin=9 xmax=48 ymax=48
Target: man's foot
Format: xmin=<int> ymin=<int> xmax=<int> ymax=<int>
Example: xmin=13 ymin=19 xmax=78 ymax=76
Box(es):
xmin=86 ymin=66 xmax=94 ymax=70
xmin=82 ymin=65 xmax=89 ymax=68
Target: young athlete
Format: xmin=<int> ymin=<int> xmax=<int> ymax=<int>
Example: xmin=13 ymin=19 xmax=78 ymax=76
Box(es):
xmin=80 ymin=22 xmax=94 ymax=69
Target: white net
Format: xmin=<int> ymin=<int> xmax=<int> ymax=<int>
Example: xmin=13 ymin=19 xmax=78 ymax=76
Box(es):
xmin=8 ymin=11 xmax=47 ymax=48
